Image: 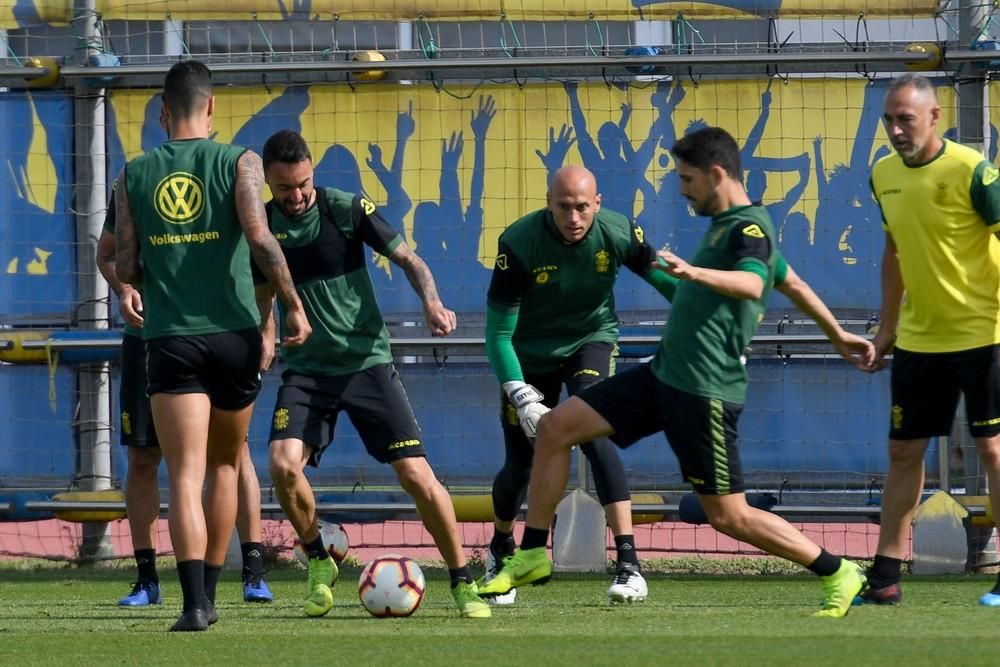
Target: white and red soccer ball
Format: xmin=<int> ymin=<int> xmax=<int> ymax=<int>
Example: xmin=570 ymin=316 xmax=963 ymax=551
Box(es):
xmin=357 ymin=554 xmax=426 ymax=618
xmin=291 ymin=521 xmax=350 ymax=566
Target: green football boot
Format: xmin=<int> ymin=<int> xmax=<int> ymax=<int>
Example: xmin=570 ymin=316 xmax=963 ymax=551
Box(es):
xmin=304 ymin=555 xmax=339 ymax=617
xmin=813 ymin=559 xmax=865 ymax=618
xmin=451 ymin=579 xmax=492 ymax=618
xmin=476 ymin=547 xmax=552 ymax=597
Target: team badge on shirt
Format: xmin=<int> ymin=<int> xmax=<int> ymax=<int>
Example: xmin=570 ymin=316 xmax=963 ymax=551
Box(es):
xmin=595 ymin=250 xmax=610 ymax=273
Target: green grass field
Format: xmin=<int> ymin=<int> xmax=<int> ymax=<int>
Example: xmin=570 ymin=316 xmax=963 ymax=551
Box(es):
xmin=0 ymin=563 xmax=997 ymax=666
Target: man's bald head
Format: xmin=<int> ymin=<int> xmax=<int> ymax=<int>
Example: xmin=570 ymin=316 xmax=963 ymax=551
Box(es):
xmin=549 ymin=165 xmax=598 ymax=200
xmin=547 ymin=165 xmax=601 ymax=244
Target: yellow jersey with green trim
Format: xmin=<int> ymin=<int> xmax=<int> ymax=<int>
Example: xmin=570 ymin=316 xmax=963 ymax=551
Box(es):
xmin=871 ymin=139 xmax=1000 ymax=353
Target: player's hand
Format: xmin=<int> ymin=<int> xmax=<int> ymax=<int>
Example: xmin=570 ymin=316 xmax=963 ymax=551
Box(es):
xmin=504 ymin=381 xmax=551 ymax=440
xmin=282 ymin=308 xmax=312 ymax=347
xmin=424 ymin=300 xmax=457 ymax=337
xmin=119 ymin=285 xmax=144 ymax=328
xmin=259 ymin=334 xmax=276 ymax=372
xmin=652 ymin=249 xmax=699 ymax=282
xmin=832 ymin=332 xmax=878 ymax=372
xmin=864 ymin=327 xmax=896 ymax=373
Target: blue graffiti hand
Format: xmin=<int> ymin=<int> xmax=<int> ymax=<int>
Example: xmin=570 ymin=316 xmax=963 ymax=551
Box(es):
xmin=397 ymin=100 xmax=415 ymax=141
xmin=668 ymin=78 xmax=686 ymax=107
xmin=650 ymin=79 xmax=671 ymax=112
xmin=534 ymin=124 xmax=575 ymax=171
xmin=761 ymin=86 xmax=772 ymax=110
xmin=366 ymin=143 xmax=386 ymax=172
xmin=470 ymin=95 xmax=497 ymax=140
xmin=442 ymin=131 xmax=464 ymax=170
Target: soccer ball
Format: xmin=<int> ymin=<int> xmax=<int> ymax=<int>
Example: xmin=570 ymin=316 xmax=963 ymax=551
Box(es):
xmin=291 ymin=521 xmax=350 ymax=566
xmin=357 ymin=554 xmax=426 ymax=618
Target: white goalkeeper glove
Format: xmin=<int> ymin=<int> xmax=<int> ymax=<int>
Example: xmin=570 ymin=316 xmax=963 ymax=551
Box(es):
xmin=504 ymin=381 xmax=551 ymax=440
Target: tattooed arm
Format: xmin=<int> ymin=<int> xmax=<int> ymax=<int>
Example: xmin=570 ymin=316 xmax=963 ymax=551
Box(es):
xmin=388 ymin=242 xmax=457 ymax=337
xmin=234 ymin=150 xmax=311 ymax=346
xmin=114 ymin=171 xmax=142 ymax=287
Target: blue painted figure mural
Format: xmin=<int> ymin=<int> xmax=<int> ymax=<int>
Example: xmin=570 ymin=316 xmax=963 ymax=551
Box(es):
xmin=562 ymin=80 xmax=673 ymax=220
xmin=314 ymin=102 xmax=416 ymax=313
xmin=412 ymin=95 xmax=496 ymax=309
xmin=0 ymin=91 xmax=74 ymax=319
xmin=807 ymin=80 xmax=890 ymax=307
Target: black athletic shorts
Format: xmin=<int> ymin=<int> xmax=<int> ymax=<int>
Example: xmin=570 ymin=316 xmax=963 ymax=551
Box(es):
xmin=890 ymin=345 xmax=1000 ymax=439
xmin=269 ymin=363 xmax=425 ymax=465
xmin=146 ymin=328 xmax=262 ymax=410
xmin=577 ymin=363 xmax=745 ymax=495
xmin=119 ymin=332 xmax=158 ymax=448
xmin=502 ymin=341 xmax=617 ymax=422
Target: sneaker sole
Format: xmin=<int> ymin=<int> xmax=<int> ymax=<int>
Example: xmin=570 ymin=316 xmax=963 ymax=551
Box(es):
xmin=608 ymin=594 xmax=646 ymax=605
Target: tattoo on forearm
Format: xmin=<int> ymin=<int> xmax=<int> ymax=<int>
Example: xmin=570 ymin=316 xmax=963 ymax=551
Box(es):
xmin=235 ymin=151 xmax=301 ymax=309
xmin=394 ymin=246 xmax=441 ymax=303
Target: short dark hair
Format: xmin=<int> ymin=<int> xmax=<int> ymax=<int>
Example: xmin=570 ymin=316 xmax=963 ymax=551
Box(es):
xmin=262 ymin=129 xmax=313 ymax=170
xmin=162 ymin=60 xmax=212 ymax=119
xmin=888 ymin=72 xmax=937 ymax=99
xmin=670 ymin=127 xmax=741 ymax=180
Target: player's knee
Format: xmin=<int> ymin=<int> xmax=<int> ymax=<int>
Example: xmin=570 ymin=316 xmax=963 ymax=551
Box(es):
xmin=128 ymin=448 xmax=161 ymax=477
xmin=534 ymin=412 xmax=564 ymax=448
xmin=268 ymin=449 xmax=302 ymax=487
xmin=975 ymin=435 xmax=1000 ymax=469
xmin=887 ymin=439 xmax=926 ymax=467
xmin=394 ymin=458 xmax=437 ymax=499
xmin=703 ymin=504 xmax=751 ymax=538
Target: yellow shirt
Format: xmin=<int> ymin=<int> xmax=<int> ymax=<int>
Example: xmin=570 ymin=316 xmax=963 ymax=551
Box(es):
xmin=871 ymin=139 xmax=1000 ymax=352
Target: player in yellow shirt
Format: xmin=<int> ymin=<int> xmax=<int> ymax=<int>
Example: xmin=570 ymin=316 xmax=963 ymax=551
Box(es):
xmin=865 ymin=73 xmax=1000 ymax=606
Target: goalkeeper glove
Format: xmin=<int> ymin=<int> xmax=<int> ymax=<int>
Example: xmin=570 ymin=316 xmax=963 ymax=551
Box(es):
xmin=504 ymin=381 xmax=551 ymax=440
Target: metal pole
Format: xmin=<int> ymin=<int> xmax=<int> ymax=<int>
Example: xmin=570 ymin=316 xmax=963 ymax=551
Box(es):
xmin=72 ymin=0 xmax=113 ymax=562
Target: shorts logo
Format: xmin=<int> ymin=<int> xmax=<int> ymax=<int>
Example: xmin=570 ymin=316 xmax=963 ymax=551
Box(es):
xmin=985 ymin=166 xmax=1000 ymax=186
xmin=574 ymin=368 xmax=600 ymax=378
xmin=891 ymin=404 xmax=903 ymax=430
xmin=387 ymin=438 xmax=420 ymax=450
xmin=594 ymin=250 xmax=610 ymax=274
xmin=687 ymin=475 xmax=705 ymax=485
xmin=495 ymin=253 xmax=508 ymax=270
xmin=535 ymin=271 xmax=549 ymax=284
xmin=121 ymin=411 xmax=133 ymax=436
xmin=273 ymin=408 xmax=289 ymax=431
xmin=504 ymin=404 xmax=519 ymax=426
xmin=742 ymin=224 xmax=765 ymax=239
xmin=633 ymin=225 xmax=645 ymax=243
xmin=359 ymin=197 xmax=377 ymax=216
xmin=154 ymin=172 xmax=205 ymax=224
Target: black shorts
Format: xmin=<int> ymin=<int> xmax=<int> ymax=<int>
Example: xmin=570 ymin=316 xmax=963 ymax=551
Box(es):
xmin=577 ymin=363 xmax=744 ymax=495
xmin=502 ymin=341 xmax=617 ymax=419
xmin=146 ymin=328 xmax=262 ymax=410
xmin=119 ymin=333 xmax=158 ymax=448
xmin=269 ymin=363 xmax=425 ymax=465
xmin=890 ymin=345 xmax=1000 ymax=439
